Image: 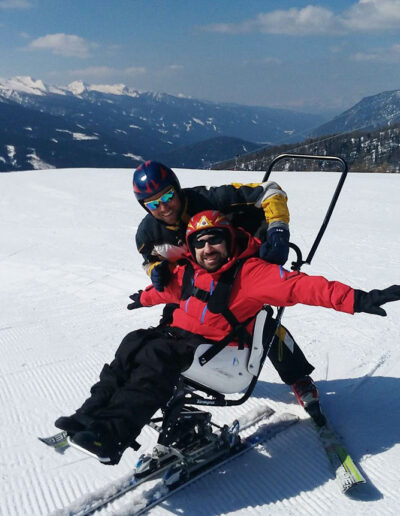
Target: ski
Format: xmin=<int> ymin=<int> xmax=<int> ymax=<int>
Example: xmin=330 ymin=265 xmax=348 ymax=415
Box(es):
xmin=38 ymin=431 xmax=69 ymax=451
xmin=317 ymin=422 xmax=366 ymax=493
xmin=52 ymin=406 xmax=298 ymax=516
xmin=133 ymin=412 xmax=299 ymax=516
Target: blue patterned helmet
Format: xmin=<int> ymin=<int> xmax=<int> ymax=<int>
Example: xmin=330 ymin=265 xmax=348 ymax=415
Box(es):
xmin=133 ymin=161 xmax=181 ymax=202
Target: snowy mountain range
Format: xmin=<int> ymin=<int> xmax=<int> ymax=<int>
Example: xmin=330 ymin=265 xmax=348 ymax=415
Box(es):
xmin=0 ymin=76 xmax=323 ymax=172
xmin=311 ymin=89 xmax=400 ymax=137
xmin=214 ymin=122 xmax=400 ymax=174
xmin=3 ymin=76 xmax=400 ymax=173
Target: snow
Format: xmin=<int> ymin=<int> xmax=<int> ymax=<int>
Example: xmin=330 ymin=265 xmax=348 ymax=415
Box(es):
xmin=26 ymin=150 xmax=55 ymax=170
xmin=6 ymin=144 xmax=17 ymax=166
xmin=7 ymin=144 xmax=16 ymax=159
xmin=65 ymin=81 xmax=141 ymax=98
xmin=0 ymin=167 xmax=399 ymax=515
xmin=0 ymin=76 xmax=65 ymax=96
xmin=66 ymin=80 xmax=87 ymax=96
xmin=123 ymin=153 xmax=144 ymax=161
xmin=192 ymin=117 xmax=205 ymax=126
xmin=72 ymin=132 xmax=99 ymax=141
xmin=55 ymin=128 xmax=99 ymax=141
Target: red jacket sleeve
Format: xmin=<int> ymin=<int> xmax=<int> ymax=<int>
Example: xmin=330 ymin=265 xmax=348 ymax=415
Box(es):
xmin=140 ymin=271 xmax=182 ymax=307
xmin=241 ymin=259 xmax=355 ymax=314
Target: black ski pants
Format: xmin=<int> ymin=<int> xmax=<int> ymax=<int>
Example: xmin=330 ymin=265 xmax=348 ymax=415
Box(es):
xmin=268 ymin=324 xmax=314 ymax=385
xmin=76 ymin=327 xmax=203 ymax=445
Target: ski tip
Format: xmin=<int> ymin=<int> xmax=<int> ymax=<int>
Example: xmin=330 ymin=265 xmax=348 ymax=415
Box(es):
xmin=342 ymin=477 xmax=368 ymax=496
xmin=38 ymin=431 xmax=69 ymax=450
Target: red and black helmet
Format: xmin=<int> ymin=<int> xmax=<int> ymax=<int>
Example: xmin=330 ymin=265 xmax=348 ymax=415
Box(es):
xmin=133 ymin=161 xmax=181 ymax=203
xmin=185 ymin=210 xmax=236 ymax=258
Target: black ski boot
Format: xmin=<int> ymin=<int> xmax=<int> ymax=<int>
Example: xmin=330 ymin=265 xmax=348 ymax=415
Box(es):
xmin=55 ymin=413 xmax=95 ymax=436
xmin=69 ymin=429 xmax=126 ymax=465
xmin=55 ymin=415 xmax=85 ymax=435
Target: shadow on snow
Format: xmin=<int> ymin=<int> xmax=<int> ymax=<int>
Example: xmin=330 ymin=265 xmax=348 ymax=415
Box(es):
xmin=158 ymin=374 xmax=399 ymax=513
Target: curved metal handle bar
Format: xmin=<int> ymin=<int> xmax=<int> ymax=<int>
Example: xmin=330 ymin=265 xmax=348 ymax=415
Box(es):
xmin=262 ymin=153 xmax=348 ymax=268
xmin=288 ymin=242 xmax=303 ymax=271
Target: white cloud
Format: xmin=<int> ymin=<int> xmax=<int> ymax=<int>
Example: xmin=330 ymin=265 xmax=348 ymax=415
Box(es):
xmin=67 ymin=66 xmax=116 ymax=78
xmin=168 ymin=64 xmax=184 ymax=71
xmin=0 ymin=0 xmax=31 ymax=8
xmin=124 ymin=66 xmax=147 ymax=75
xmin=350 ymin=43 xmax=400 ymax=62
xmin=58 ymin=66 xmax=147 ymax=79
xmin=255 ymin=6 xmax=338 ymax=35
xmin=259 ymin=57 xmax=282 ymax=65
xmin=343 ymin=0 xmax=400 ymax=31
xmin=202 ymin=1 xmax=400 ymax=36
xmin=28 ymin=34 xmax=95 ymax=58
xmin=203 ymin=6 xmax=339 ymax=35
xmin=244 ymin=57 xmax=282 ymax=66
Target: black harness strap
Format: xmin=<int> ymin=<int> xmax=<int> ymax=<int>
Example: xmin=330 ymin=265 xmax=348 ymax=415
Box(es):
xmin=198 ymin=313 xmax=254 ymax=365
xmin=180 ymin=259 xmax=254 ymax=366
xmin=180 ymin=261 xmax=196 ymax=301
xmin=191 ymin=287 xmax=210 ymax=303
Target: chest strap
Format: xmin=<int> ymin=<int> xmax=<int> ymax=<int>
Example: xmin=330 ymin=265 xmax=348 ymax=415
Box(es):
xmin=180 ymin=259 xmax=254 ymax=366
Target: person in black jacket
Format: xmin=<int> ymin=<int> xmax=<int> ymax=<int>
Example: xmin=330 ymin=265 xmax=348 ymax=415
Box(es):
xmin=134 ymin=161 xmax=290 ymax=286
xmin=132 ymin=161 xmax=323 ymax=425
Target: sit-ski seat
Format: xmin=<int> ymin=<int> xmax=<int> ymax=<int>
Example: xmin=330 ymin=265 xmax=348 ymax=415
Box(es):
xmin=182 ymin=309 xmax=269 ymax=394
xmin=153 ymin=307 xmax=277 ymax=447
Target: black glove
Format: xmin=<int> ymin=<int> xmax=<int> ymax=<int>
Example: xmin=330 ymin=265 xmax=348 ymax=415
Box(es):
xmin=354 ymin=285 xmax=400 ymax=316
xmin=150 ymin=260 xmax=171 ymax=292
xmin=127 ymin=290 xmax=143 ymax=310
xmin=158 ymin=303 xmax=179 ymax=327
xmin=259 ymin=227 xmax=290 ymax=265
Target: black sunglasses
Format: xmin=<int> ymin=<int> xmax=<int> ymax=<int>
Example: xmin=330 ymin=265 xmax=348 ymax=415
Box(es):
xmin=193 ymin=233 xmax=225 ymax=249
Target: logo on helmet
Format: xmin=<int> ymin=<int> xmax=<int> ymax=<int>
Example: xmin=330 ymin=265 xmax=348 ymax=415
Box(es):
xmin=186 ymin=210 xmax=235 ymax=260
xmin=186 ymin=212 xmax=230 ymax=236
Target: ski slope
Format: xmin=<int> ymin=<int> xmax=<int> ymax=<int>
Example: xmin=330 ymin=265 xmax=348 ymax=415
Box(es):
xmin=1 ymin=166 xmax=399 ymax=516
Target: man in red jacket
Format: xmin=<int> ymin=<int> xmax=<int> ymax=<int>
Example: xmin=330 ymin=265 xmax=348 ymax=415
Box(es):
xmin=133 ymin=159 xmax=320 ymax=426
xmin=57 ymin=210 xmax=400 ymax=465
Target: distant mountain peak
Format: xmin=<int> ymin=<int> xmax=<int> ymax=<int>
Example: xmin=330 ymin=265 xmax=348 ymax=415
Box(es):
xmin=65 ymin=80 xmax=140 ymax=98
xmin=65 ymin=80 xmax=87 ymax=96
xmin=312 ymin=88 xmax=400 ymax=136
xmin=0 ymin=76 xmax=65 ymax=96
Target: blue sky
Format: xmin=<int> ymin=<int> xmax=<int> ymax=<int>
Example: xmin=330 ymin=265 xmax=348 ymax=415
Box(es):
xmin=1 ymin=0 xmax=400 ymax=114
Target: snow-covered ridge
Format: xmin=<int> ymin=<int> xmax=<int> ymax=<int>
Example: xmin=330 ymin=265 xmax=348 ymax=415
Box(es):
xmin=0 ymin=76 xmax=66 ymax=96
xmin=0 ymin=76 xmax=183 ymax=105
xmin=0 ymin=75 xmax=146 ymax=99
xmin=66 ymin=80 xmax=141 ymax=98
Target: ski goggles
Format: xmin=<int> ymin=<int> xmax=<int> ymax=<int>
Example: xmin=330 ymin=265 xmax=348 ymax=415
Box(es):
xmin=143 ymin=188 xmax=175 ymax=210
xmin=193 ymin=231 xmax=226 ymax=249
